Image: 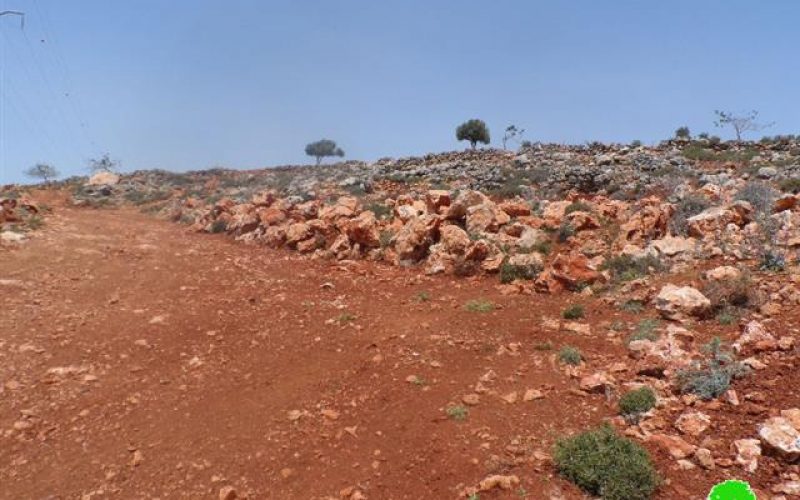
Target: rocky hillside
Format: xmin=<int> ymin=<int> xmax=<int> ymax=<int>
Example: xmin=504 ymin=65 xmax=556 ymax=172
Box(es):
xmin=6 ymin=137 xmax=800 ymax=497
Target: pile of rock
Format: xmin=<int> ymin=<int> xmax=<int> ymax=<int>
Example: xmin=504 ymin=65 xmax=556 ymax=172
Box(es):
xmin=170 ymin=181 xmax=800 ymax=291
xmin=0 ymin=195 xmax=41 ymax=245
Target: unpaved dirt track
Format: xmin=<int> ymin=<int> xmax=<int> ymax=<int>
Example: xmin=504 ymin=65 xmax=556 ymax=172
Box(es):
xmin=0 ymin=207 xmax=780 ymax=499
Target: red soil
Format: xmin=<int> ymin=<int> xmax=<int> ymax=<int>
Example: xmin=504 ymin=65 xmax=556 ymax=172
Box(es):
xmin=1 ymin=204 xmax=797 ymax=499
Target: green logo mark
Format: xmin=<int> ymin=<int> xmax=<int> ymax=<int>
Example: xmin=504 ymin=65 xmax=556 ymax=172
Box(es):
xmin=708 ymin=480 xmax=756 ymax=500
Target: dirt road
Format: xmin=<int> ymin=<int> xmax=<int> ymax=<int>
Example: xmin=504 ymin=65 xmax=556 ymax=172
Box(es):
xmin=0 ymin=206 xmax=774 ymax=499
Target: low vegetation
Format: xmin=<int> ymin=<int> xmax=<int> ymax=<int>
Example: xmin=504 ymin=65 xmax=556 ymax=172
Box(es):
xmin=669 ymin=194 xmax=710 ymax=236
xmin=618 ymin=387 xmax=657 ymax=420
xmin=210 ymin=219 xmax=228 ymax=233
xmin=603 ymin=254 xmax=665 ymax=283
xmin=735 ymin=181 xmax=777 ymax=218
xmin=464 ymin=299 xmax=494 ymax=312
xmin=446 ymin=405 xmax=469 ymax=421
xmin=564 ymin=200 xmax=592 ymax=215
xmin=701 ymin=273 xmax=761 ymax=314
xmin=627 ymin=319 xmax=660 ymax=344
xmin=499 ymin=259 xmax=541 ymax=284
xmin=677 ymin=337 xmax=748 ymax=400
xmin=562 ymin=304 xmax=585 ymax=320
xmin=558 ymin=346 xmax=582 ymax=365
xmin=554 ymin=425 xmax=659 ymax=500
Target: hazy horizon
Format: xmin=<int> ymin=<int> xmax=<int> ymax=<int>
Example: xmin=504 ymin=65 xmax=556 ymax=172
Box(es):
xmin=2 ymin=0 xmax=799 ymax=183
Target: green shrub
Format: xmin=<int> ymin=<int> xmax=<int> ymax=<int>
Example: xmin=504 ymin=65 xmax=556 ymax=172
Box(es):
xmin=446 ymin=405 xmax=469 ymax=421
xmin=603 ymin=254 xmax=666 ymax=283
xmin=554 ymin=425 xmax=659 ymax=500
xmin=557 ymin=222 xmax=576 ymax=243
xmin=618 ymin=387 xmax=657 ymax=418
xmin=365 ymin=202 xmax=392 ymax=219
xmin=716 ymin=308 xmax=738 ymax=325
xmin=564 ymin=201 xmax=592 ymax=215
xmin=676 ymin=337 xmax=748 ymax=400
xmin=627 ymin=319 xmax=660 ymax=344
xmin=620 ymin=300 xmax=645 ymax=313
xmin=558 ymin=346 xmax=582 ymax=365
xmin=669 ymin=194 xmax=710 ymax=236
xmin=562 ymin=304 xmax=585 ymax=320
xmin=499 ymin=259 xmax=541 ymax=284
xmin=701 ymin=273 xmax=760 ymax=313
xmin=779 ymin=178 xmax=800 ymax=194
xmin=735 ymin=181 xmax=777 ymax=218
xmin=760 ymin=251 xmax=786 ymax=272
xmin=209 ymin=219 xmax=228 ymax=233
xmin=464 ymin=299 xmax=494 ymax=313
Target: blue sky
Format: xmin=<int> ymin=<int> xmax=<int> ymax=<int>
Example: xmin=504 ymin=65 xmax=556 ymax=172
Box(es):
xmin=1 ymin=0 xmax=798 ymax=183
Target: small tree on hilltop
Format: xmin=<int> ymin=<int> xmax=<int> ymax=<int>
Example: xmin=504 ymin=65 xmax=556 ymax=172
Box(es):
xmin=305 ymin=139 xmax=345 ymax=166
xmin=674 ymin=126 xmax=691 ymax=140
xmin=502 ymin=124 xmax=525 ymax=150
xmin=25 ymin=163 xmax=60 ymax=183
xmin=714 ymin=110 xmax=774 ymax=142
xmin=456 ymin=119 xmax=490 ymax=149
xmin=88 ymin=153 xmax=119 ymax=173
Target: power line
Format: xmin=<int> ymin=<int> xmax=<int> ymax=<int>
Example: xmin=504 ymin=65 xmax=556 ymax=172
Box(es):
xmin=0 ymin=12 xmax=92 ymax=171
xmin=31 ymin=0 xmax=96 ymax=150
xmin=0 ymin=10 xmax=24 ymax=29
xmin=19 ymin=27 xmax=87 ymax=155
xmin=0 ymin=27 xmax=70 ymax=154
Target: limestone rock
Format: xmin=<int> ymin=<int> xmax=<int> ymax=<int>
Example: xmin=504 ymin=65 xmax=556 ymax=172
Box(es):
xmin=655 ymin=284 xmax=710 ymax=320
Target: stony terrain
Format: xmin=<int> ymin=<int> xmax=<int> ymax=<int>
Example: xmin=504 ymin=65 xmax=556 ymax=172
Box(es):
xmin=3 ymin=137 xmax=800 ymax=499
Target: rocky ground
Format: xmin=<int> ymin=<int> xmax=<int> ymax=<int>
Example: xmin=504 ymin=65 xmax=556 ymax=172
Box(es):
xmin=2 ymin=138 xmax=800 ymax=499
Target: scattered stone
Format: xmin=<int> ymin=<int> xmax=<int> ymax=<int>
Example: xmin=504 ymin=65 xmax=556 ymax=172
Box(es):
xmin=772 ymin=481 xmax=800 ymax=496
xmin=734 ymin=320 xmax=777 ymax=353
xmin=694 ymin=448 xmax=715 ymax=470
xmin=675 ymin=411 xmax=711 ymax=436
xmin=218 ymin=485 xmax=237 ymax=500
xmin=655 ymin=284 xmax=711 ymax=321
xmin=758 ymin=416 xmax=800 ymax=461
xmin=733 ymin=439 xmax=761 ymax=473
xmin=462 ymin=394 xmax=480 ymax=406
xmin=647 ymin=434 xmax=696 ymax=459
xmin=478 ymin=474 xmax=520 ymax=492
xmin=321 ymin=409 xmax=340 ymax=420
xmin=523 ymin=389 xmax=544 ymax=401
xmin=579 ymin=372 xmax=612 ymax=393
xmin=500 ymin=391 xmax=518 ymax=404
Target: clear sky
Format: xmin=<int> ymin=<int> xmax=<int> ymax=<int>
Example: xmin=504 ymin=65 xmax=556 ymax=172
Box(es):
xmin=1 ymin=0 xmax=798 ymax=183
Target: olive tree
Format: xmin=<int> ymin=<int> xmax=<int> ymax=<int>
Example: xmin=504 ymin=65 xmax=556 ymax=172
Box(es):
xmin=88 ymin=153 xmax=119 ymax=173
xmin=456 ymin=119 xmax=490 ymax=149
xmin=25 ymin=163 xmax=59 ymax=183
xmin=714 ymin=110 xmax=774 ymax=142
xmin=674 ymin=126 xmax=691 ymax=139
xmin=305 ymin=139 xmax=345 ymax=166
xmin=502 ymin=124 xmax=525 ymax=150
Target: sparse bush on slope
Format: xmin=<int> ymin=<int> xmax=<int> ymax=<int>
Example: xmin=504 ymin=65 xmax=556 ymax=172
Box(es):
xmin=554 ymin=425 xmax=659 ymax=500
xmin=677 ymin=337 xmax=748 ymax=400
